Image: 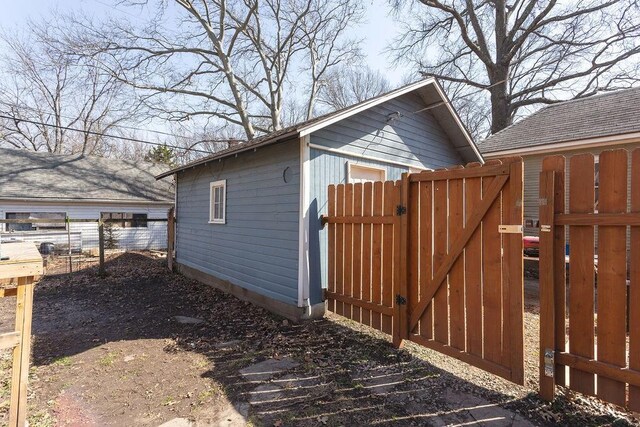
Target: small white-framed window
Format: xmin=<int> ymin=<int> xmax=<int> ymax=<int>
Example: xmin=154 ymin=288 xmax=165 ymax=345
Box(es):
xmin=209 ymin=180 xmax=226 ymax=224
xmin=347 ymin=162 xmax=386 ymax=183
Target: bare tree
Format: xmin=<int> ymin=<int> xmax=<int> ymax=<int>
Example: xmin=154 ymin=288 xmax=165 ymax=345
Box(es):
xmin=319 ymin=65 xmax=392 ymax=111
xmin=0 ymin=21 xmax=139 ymax=154
xmin=66 ymin=0 xmax=363 ymax=140
xmin=392 ymin=0 xmax=640 ymax=134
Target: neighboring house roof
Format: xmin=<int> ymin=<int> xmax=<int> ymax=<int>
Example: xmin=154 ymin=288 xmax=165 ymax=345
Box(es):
xmin=0 ymin=148 xmax=174 ymax=203
xmin=156 ymin=78 xmax=482 ymax=179
xmin=479 ymin=87 xmax=640 ymax=155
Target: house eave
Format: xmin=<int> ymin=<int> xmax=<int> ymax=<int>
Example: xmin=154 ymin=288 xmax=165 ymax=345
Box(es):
xmin=0 ymin=197 xmax=174 ymax=206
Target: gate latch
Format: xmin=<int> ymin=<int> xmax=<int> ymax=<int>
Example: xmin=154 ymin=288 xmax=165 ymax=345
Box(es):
xmin=396 ymin=205 xmax=407 ymax=216
xmin=395 ymin=294 xmax=407 ymax=305
xmin=498 ymin=225 xmax=523 ymax=234
xmin=544 ymin=349 xmax=555 ymax=378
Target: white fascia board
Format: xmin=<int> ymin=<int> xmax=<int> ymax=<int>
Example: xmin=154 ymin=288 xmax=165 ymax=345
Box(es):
xmin=298 ymin=79 xmax=436 ymax=137
xmin=482 ymin=132 xmax=640 ymax=158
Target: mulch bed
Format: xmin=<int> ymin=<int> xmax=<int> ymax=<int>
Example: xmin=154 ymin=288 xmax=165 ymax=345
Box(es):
xmin=0 ymin=252 xmax=638 ymax=426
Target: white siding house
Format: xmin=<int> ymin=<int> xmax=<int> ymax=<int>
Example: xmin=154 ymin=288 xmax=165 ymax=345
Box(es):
xmin=0 ymin=149 xmax=174 ymax=252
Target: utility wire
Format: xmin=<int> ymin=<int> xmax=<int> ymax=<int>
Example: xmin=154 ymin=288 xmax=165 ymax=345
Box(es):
xmin=0 ymin=113 xmax=213 ymax=153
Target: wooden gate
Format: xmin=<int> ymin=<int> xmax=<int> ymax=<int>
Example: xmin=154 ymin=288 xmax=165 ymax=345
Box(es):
xmin=539 ymin=149 xmax=640 ymax=411
xmin=324 ymin=158 xmax=525 ymax=385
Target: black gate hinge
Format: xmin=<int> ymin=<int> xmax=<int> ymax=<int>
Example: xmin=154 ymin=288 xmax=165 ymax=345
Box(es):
xmin=396 ymin=205 xmax=407 ymax=216
xmin=395 ymin=294 xmax=407 ymax=305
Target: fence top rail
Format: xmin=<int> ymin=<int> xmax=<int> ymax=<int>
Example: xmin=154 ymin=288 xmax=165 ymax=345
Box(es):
xmin=409 ymin=162 xmax=512 ymax=182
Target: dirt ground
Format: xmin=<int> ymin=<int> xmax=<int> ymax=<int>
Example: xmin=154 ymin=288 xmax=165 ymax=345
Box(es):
xmin=0 ymin=252 xmax=638 ymax=426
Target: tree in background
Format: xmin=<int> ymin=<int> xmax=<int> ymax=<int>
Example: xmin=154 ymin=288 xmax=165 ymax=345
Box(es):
xmin=318 ymin=66 xmax=392 ymax=111
xmin=392 ymin=0 xmax=640 ymax=137
xmin=0 ymin=19 xmax=142 ymax=154
xmin=145 ymin=144 xmax=176 ymax=167
xmin=67 ymin=0 xmax=363 ymax=141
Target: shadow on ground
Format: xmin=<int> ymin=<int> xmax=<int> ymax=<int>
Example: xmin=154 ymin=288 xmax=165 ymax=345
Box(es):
xmin=1 ymin=252 xmax=635 ymax=426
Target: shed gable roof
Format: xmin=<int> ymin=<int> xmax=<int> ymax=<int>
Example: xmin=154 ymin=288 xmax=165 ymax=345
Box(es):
xmin=156 ymin=78 xmax=482 ymax=179
xmin=0 ymin=148 xmax=174 ymax=203
xmin=478 ymin=87 xmax=640 ymax=155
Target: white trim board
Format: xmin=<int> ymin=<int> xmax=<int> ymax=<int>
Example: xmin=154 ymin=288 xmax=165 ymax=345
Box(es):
xmin=308 ymin=143 xmax=433 ymax=171
xmin=297 ymin=135 xmax=311 ymax=309
xmin=482 ymin=132 xmax=640 ymax=158
xmin=0 ymin=198 xmax=173 ymax=206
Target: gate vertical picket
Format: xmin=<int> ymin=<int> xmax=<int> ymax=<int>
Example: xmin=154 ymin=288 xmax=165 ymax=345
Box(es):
xmin=353 ymin=184 xmax=363 ymax=323
xmin=408 ymin=181 xmax=420 ymax=336
xmin=539 ymin=169 xmax=556 ymax=401
xmin=371 ymin=182 xmax=384 ymax=331
xmin=433 ymin=178 xmax=449 ymax=344
xmin=344 ymin=185 xmax=354 ymax=320
xmin=327 ymin=185 xmax=336 ymax=313
xmin=596 ymin=150 xmax=628 ymax=406
xmin=568 ymin=154 xmax=596 ymax=396
xmin=449 ymin=177 xmax=465 ymax=351
xmin=335 ymin=184 xmax=345 ymax=317
xmin=464 ymin=164 xmax=483 ymax=357
xmin=381 ymin=181 xmax=396 ymax=335
xmin=631 ymin=149 xmax=640 ymax=413
xmin=419 ymin=181 xmax=434 ymax=339
xmin=393 ymin=174 xmax=410 ymax=347
xmin=361 ymin=182 xmax=373 ymax=327
xmin=482 ymin=163 xmax=503 ymax=365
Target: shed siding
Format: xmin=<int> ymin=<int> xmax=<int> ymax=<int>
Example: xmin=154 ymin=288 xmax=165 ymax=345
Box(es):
xmin=175 ymin=139 xmax=300 ymax=305
xmin=310 ymin=92 xmax=463 ymax=168
xmin=0 ymin=201 xmax=170 ymax=250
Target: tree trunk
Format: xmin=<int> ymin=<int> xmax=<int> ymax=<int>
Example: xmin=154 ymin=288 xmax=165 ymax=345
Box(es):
xmin=489 ymin=76 xmax=510 ymax=134
xmin=491 ymin=0 xmax=510 ymax=135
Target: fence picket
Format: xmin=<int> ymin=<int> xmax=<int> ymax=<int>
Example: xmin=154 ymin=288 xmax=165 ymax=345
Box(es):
xmin=408 ymin=182 xmax=420 ymax=335
xmin=381 ymin=181 xmax=396 ymax=335
xmin=361 ymin=182 xmax=373 ymax=327
xmin=596 ymin=150 xmax=628 ymax=406
xmin=568 ymin=154 xmax=596 ymax=396
xmin=371 ymin=182 xmax=384 ymax=331
xmin=335 ymin=184 xmax=345 ymax=317
xmin=449 ymin=177 xmax=465 ymax=351
xmin=419 ymin=181 xmax=434 ymax=339
xmin=353 ymin=184 xmax=363 ymax=323
xmin=433 ymin=178 xmax=449 ymax=344
xmin=464 ymin=164 xmax=483 ymax=357
xmin=631 ymin=149 xmax=640 ymax=412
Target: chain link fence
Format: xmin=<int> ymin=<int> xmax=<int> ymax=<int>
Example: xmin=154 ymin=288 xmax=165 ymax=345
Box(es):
xmin=0 ymin=216 xmax=170 ymax=275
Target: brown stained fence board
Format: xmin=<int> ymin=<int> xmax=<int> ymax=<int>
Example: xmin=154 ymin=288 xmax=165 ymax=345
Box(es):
xmin=419 ymin=181 xmax=434 ymax=339
xmin=344 ymin=185 xmax=354 ymax=320
xmin=394 ymin=176 xmax=410 ymax=347
xmin=568 ymin=153 xmax=596 ymax=396
xmin=353 ymin=184 xmax=364 ymax=323
xmin=539 ymin=170 xmax=556 ymax=401
xmin=410 ymin=163 xmax=511 ymax=182
xmin=631 ymin=149 xmax=640 ymax=413
xmin=361 ymin=182 xmax=374 ymax=327
xmin=325 ymin=292 xmax=394 ymax=316
xmin=464 ymin=164 xmax=483 ymax=358
xmin=556 ymin=353 xmax=640 ymax=389
xmin=596 ymin=150 xmax=628 ymax=406
xmin=501 ymin=169 xmax=513 ymax=370
xmin=408 ymin=182 xmax=420 ymax=334
xmin=335 ymin=184 xmax=345 ymax=317
xmin=482 ymin=173 xmax=503 ymax=366
xmin=381 ymin=181 xmax=396 ymax=335
xmin=448 ymin=177 xmax=465 ymax=351
xmin=371 ymin=182 xmax=384 ymax=331
xmin=433 ymin=178 xmax=449 ymax=345
xmin=507 ymin=161 xmax=525 ymax=384
xmin=555 ymin=213 xmax=640 ymax=225
xmin=542 ymin=155 xmax=567 ymax=387
xmin=327 ymin=185 xmax=336 ymax=313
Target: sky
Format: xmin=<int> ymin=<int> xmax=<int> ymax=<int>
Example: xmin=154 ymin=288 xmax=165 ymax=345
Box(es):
xmin=0 ymin=0 xmax=406 ymax=84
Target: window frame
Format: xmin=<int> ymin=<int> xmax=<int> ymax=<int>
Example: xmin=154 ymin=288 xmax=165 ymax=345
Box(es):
xmin=346 ymin=162 xmax=387 ymax=184
xmin=209 ymin=180 xmax=227 ymax=224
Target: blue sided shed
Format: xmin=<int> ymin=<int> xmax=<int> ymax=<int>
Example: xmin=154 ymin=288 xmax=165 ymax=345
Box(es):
xmin=156 ymin=79 xmax=483 ymax=321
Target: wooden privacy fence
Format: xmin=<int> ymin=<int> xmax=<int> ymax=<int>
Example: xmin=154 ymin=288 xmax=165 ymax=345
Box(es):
xmin=324 ymin=158 xmax=525 ymax=385
xmin=539 ymin=149 xmax=640 ymax=411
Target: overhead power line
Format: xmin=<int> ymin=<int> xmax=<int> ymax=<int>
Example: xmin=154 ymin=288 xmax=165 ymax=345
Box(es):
xmin=0 ymin=113 xmax=214 ymax=153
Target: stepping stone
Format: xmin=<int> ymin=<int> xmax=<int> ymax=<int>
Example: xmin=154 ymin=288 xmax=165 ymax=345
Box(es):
xmin=159 ymin=418 xmax=193 ymax=427
xmin=239 ymin=357 xmax=299 ymax=382
xmin=174 ymin=316 xmax=204 ymax=325
xmin=248 ymin=384 xmax=282 ymax=405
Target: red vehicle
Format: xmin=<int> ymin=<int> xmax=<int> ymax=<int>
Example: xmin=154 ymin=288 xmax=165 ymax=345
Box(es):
xmin=523 ymin=236 xmax=539 ymax=257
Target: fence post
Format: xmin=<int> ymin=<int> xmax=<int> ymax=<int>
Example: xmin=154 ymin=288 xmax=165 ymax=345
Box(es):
xmin=167 ymin=207 xmax=175 ymax=272
xmin=539 ymin=169 xmax=556 ymax=401
xmin=393 ymin=173 xmax=410 ymax=348
xmin=98 ymin=221 xmax=106 ymax=276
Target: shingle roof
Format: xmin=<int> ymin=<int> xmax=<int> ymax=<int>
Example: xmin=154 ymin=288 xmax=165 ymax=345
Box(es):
xmin=0 ymin=148 xmax=174 ymax=203
xmin=478 ymin=87 xmax=640 ymax=154
xmin=156 ymin=78 xmax=482 ymax=179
